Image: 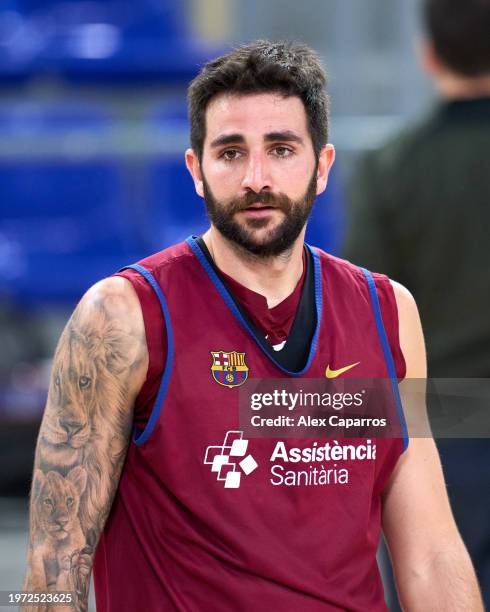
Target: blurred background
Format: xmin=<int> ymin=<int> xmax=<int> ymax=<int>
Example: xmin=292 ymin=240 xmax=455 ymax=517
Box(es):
xmin=0 ymin=0 xmax=443 ymax=609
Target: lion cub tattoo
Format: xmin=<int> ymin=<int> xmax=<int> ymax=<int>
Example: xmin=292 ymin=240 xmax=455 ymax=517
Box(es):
xmin=30 ymin=466 xmax=87 ymax=591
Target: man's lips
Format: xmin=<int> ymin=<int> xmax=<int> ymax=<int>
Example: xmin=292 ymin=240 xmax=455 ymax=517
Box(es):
xmin=245 ymin=203 xmax=276 ymax=209
xmin=239 ymin=202 xmax=280 ymax=212
xmin=239 ymin=205 xmax=278 ymax=217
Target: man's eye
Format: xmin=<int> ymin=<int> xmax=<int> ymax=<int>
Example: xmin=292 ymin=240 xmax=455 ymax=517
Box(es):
xmin=273 ymin=146 xmax=292 ymax=157
xmin=54 ymin=376 xmax=60 ymax=387
xmin=44 ymin=498 xmax=53 ymax=507
xmin=221 ymin=149 xmax=241 ymax=161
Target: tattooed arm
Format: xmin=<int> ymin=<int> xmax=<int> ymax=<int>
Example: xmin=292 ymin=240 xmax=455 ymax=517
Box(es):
xmin=23 ymin=277 xmax=148 ymax=611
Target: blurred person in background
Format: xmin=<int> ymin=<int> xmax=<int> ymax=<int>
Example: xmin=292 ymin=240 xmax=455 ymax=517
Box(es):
xmin=23 ymin=40 xmax=482 ymax=611
xmin=344 ymin=0 xmax=490 ymax=607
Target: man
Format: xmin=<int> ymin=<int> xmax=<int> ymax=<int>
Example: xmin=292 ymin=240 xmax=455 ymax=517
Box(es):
xmin=24 ymin=40 xmax=482 ymax=611
xmin=344 ymin=0 xmax=490 ymax=606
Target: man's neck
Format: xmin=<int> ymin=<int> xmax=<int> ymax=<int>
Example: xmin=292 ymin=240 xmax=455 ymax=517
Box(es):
xmin=202 ymin=228 xmax=306 ymax=309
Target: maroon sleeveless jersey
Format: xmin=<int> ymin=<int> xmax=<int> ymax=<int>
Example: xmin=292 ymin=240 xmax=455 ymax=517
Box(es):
xmin=93 ymin=237 xmax=407 ymax=611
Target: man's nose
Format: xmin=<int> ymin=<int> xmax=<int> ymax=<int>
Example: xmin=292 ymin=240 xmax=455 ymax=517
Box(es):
xmin=241 ymin=154 xmax=272 ymax=193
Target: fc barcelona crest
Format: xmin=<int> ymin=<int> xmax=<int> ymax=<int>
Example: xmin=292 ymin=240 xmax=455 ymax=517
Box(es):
xmin=210 ymin=350 xmax=249 ymax=388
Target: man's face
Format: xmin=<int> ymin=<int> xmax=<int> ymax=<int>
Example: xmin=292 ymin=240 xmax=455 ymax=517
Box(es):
xmin=187 ymin=92 xmax=333 ymax=257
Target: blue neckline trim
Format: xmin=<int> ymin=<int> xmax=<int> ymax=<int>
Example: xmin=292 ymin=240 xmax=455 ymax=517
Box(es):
xmin=360 ymin=268 xmax=409 ymax=451
xmin=120 ymin=263 xmax=174 ymax=446
xmin=186 ymin=236 xmax=323 ymax=376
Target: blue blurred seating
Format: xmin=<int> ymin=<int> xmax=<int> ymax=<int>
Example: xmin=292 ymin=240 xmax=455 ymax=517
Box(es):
xmin=0 ymin=101 xmax=112 ymax=132
xmin=0 ymin=101 xmax=147 ymax=304
xmin=0 ymin=157 xmax=145 ymax=304
xmin=143 ymin=103 xmax=207 ymax=249
xmin=146 ymin=153 xmax=208 ymax=250
xmin=305 ymin=164 xmax=345 ymax=255
xmin=0 ymin=1 xmax=222 ymax=83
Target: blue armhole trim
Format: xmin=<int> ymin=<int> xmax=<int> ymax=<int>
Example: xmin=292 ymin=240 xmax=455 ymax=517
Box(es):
xmin=360 ymin=268 xmax=409 ymax=451
xmin=119 ymin=264 xmax=174 ymax=446
xmin=185 ymin=236 xmax=322 ymax=376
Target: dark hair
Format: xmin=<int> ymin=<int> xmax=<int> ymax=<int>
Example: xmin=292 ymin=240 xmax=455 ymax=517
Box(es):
xmin=423 ymin=0 xmax=490 ymax=76
xmin=188 ymin=40 xmax=329 ymax=160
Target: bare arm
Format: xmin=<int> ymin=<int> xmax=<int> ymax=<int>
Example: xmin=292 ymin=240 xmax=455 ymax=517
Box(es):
xmin=383 ymin=281 xmax=483 ymax=611
xmin=23 ymin=276 xmax=148 ymax=611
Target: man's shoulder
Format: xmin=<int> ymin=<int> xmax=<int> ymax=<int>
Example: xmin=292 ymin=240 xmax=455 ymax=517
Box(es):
xmin=368 ymin=107 xmax=443 ymax=171
xmin=367 ymin=100 xmax=490 ymax=173
xmin=114 ymin=238 xmax=204 ymax=303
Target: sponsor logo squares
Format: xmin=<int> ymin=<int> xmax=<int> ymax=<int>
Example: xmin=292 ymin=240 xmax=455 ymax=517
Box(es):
xmin=204 ymin=431 xmax=258 ymax=488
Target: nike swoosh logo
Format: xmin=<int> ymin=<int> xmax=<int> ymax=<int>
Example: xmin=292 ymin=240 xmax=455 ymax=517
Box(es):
xmin=325 ymin=362 xmax=360 ymax=378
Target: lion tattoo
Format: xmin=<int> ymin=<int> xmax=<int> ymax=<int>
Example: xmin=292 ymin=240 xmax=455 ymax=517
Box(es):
xmin=38 ymin=308 xmax=139 ymax=533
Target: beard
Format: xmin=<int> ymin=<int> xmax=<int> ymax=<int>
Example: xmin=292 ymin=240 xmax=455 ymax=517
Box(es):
xmin=202 ymin=167 xmax=318 ymax=258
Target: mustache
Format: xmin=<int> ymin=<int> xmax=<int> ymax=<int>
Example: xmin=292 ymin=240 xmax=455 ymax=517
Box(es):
xmin=227 ymin=191 xmax=293 ymax=214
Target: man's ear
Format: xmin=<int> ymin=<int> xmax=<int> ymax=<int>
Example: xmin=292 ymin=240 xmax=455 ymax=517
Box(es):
xmin=185 ymin=148 xmax=204 ymax=198
xmin=315 ymin=144 xmax=336 ymax=196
